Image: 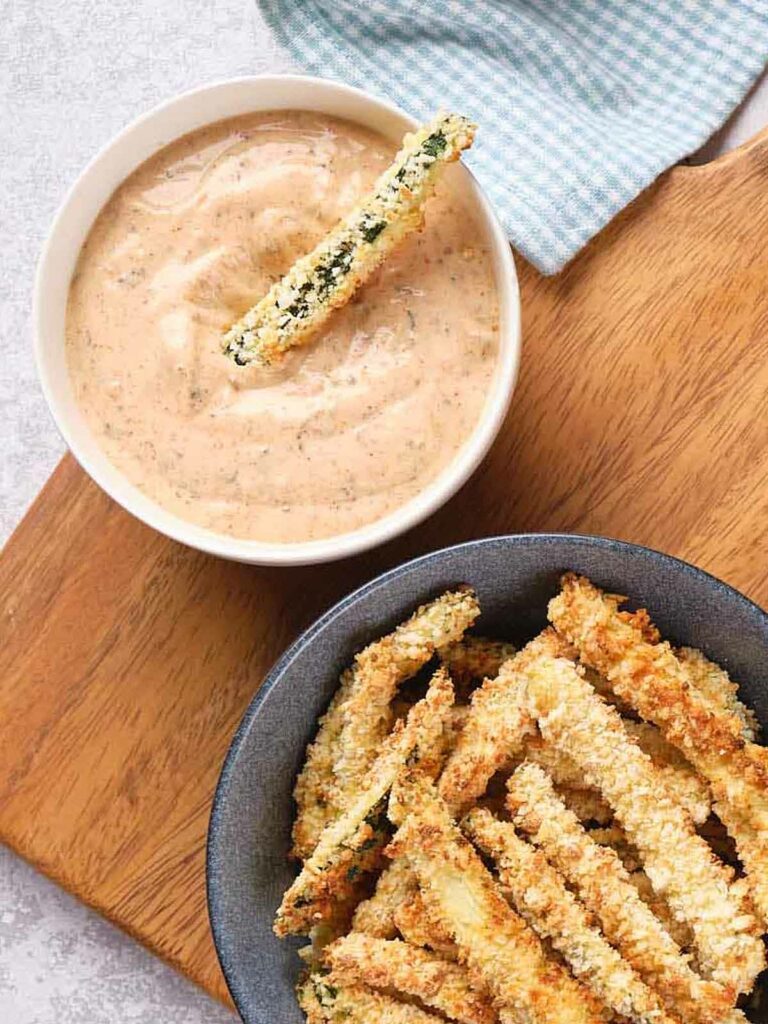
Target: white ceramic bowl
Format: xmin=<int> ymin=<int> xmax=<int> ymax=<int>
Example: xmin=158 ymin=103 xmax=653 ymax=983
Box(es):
xmin=34 ymin=75 xmax=521 ymax=565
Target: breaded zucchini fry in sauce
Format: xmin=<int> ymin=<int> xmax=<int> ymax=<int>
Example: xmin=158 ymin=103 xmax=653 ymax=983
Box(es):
xmin=224 ymin=113 xmax=476 ymax=366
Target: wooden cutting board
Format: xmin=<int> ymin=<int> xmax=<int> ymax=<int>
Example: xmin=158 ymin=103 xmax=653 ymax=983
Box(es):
xmin=2 ymin=127 xmax=768 ymax=1010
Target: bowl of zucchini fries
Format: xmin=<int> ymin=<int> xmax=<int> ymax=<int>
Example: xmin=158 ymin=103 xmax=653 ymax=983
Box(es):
xmin=207 ymin=533 xmax=768 ymax=1024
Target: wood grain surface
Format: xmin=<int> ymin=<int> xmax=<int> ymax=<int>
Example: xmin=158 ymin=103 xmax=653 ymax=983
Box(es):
xmin=1 ymin=128 xmax=767 ymax=1007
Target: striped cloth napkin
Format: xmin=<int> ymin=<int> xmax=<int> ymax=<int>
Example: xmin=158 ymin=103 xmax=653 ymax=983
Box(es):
xmin=258 ymin=0 xmax=768 ymax=274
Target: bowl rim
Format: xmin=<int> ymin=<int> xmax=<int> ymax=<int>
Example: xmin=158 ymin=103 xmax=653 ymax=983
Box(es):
xmin=206 ymin=531 xmax=768 ymax=1018
xmin=34 ymin=73 xmax=521 ymax=566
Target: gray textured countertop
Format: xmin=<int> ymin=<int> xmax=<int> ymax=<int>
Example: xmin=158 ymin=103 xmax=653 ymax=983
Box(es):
xmin=0 ymin=2 xmax=766 ymax=1020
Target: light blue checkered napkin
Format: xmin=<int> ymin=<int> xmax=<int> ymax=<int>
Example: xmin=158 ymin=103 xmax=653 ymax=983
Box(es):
xmin=259 ymin=0 xmax=768 ymax=274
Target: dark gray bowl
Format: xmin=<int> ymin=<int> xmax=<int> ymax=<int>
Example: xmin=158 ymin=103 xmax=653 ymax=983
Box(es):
xmin=207 ymin=534 xmax=768 ymax=1024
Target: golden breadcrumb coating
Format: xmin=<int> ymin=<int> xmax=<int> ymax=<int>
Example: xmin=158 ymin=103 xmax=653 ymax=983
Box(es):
xmin=351 ymin=858 xmax=417 ymax=939
xmin=624 ymin=870 xmax=694 ymax=952
xmin=223 ymin=113 xmax=476 ymax=366
xmin=515 ymin=733 xmax=613 ymax=823
xmin=388 ymin=685 xmax=457 ymax=831
xmin=507 ymin=763 xmax=738 ymax=1024
xmin=521 ymin=649 xmax=764 ymax=994
xmin=549 ymin=573 xmax=768 ymax=924
xmin=292 ymin=668 xmax=355 ymax=860
xmin=293 ymin=589 xmax=478 ymax=858
xmin=325 ymin=934 xmax=495 ymax=1024
xmin=677 ymin=647 xmax=759 ymax=741
xmin=334 ymin=590 xmax=479 ymax=807
xmin=517 ymin=732 xmax=586 ymax=788
xmin=556 ymin=786 xmax=613 ymax=825
xmin=439 ymin=636 xmax=517 ymax=695
xmin=393 ymin=889 xmax=459 ymax=961
xmin=585 ymin=825 xmax=642 ymax=873
xmin=463 ymin=808 xmax=677 ymax=1024
xmin=297 ymin=973 xmax=330 ymax=1024
xmin=438 ymin=630 xmax=571 ymax=812
xmin=276 ymin=671 xmax=454 ymax=936
xmin=299 ymin=975 xmax=444 ymax=1023
xmin=522 ymin=700 xmax=709 ymax=826
xmin=712 ymin=803 xmax=768 ymax=929
xmin=581 ymin=665 xmax=634 ymax=712
xmin=389 ymin=776 xmax=606 ymax=1024
xmin=622 ymin=720 xmax=711 ymax=825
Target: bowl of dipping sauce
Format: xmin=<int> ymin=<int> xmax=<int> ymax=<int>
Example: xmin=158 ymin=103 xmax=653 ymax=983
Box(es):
xmin=35 ymin=76 xmax=520 ymax=565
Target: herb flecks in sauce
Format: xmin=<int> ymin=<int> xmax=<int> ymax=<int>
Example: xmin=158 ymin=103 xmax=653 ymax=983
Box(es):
xmin=65 ymin=111 xmax=499 ymax=544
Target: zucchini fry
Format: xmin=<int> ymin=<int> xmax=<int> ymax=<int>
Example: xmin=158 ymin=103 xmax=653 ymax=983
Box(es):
xmin=712 ymin=805 xmax=768 ymax=928
xmin=351 ymin=857 xmax=417 ymax=939
xmin=507 ymin=763 xmax=737 ymax=1024
xmin=325 ymin=934 xmax=495 ymax=1024
xmin=521 ymin=650 xmax=764 ymax=994
xmin=299 ymin=974 xmax=444 ymax=1023
xmin=223 ymin=113 xmax=476 ymax=366
xmin=463 ymin=809 xmax=677 ymax=1024
xmin=580 ymin=665 xmax=634 ymax=713
xmin=522 ymin=721 xmax=709 ymax=825
xmin=393 ymin=889 xmax=459 ymax=961
xmin=448 ymin=704 xmax=470 ymax=740
xmin=293 ymin=589 xmax=478 ymax=858
xmin=622 ymin=720 xmax=711 ymax=825
xmin=521 ymin=693 xmax=709 ymax=825
xmin=549 ymin=573 xmax=768 ymax=922
xmin=388 ymin=674 xmax=459 ymax=831
xmin=438 ymin=630 xmax=570 ymax=812
xmin=334 ymin=589 xmax=479 ymax=812
xmin=275 ymin=671 xmax=454 ymax=937
xmin=293 ymin=668 xmax=355 ymax=860
xmin=518 ymin=732 xmax=585 ymax=788
xmin=389 ymin=777 xmax=606 ymax=1024
xmin=677 ymin=646 xmax=759 ymax=741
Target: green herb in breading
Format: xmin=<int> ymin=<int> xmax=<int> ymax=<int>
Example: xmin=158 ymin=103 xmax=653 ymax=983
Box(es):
xmin=223 ymin=112 xmax=476 ymax=367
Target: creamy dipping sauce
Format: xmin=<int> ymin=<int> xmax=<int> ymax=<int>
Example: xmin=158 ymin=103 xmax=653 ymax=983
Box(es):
xmin=66 ymin=111 xmax=500 ymax=543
